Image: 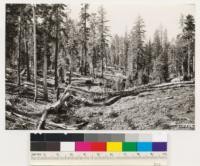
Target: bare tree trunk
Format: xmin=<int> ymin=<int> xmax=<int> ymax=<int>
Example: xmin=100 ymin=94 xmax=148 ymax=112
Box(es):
xmin=81 ymin=46 xmax=84 ymax=75
xmin=32 ymin=5 xmax=38 ymax=102
xmin=124 ymin=43 xmax=128 ymax=75
xmin=101 ymin=43 xmax=104 ymax=78
xmin=17 ymin=11 xmax=22 ymax=86
xmin=101 ymin=56 xmax=104 ymax=78
xmin=84 ymin=6 xmax=87 ymax=76
xmin=187 ymin=41 xmax=191 ymax=79
xmin=105 ymin=49 xmax=108 ymax=69
xmin=84 ymin=42 xmax=87 ymax=75
xmin=100 ymin=14 xmax=104 ymax=78
xmin=69 ymin=68 xmax=72 ymax=84
xmin=182 ymin=61 xmax=185 ymax=78
xmin=26 ymin=41 xmax=30 ymax=81
xmin=54 ymin=9 xmax=59 ymax=90
xmin=92 ymin=47 xmax=95 ymax=77
xmin=43 ymin=34 xmax=48 ymax=101
xmin=24 ymin=27 xmax=30 ymax=81
xmin=192 ymin=54 xmax=195 ymax=78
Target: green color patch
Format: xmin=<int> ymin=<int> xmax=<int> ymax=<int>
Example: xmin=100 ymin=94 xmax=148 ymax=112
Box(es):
xmin=122 ymin=142 xmax=137 ymax=152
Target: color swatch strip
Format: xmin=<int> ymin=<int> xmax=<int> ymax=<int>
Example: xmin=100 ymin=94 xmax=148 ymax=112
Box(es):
xmin=31 ymin=142 xmax=167 ymax=152
xmin=31 ymin=133 xmax=167 ymax=152
xmin=31 ymin=133 xmax=167 ymax=142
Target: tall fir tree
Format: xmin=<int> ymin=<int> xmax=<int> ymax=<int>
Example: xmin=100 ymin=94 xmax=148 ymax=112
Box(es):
xmin=79 ymin=3 xmax=90 ymax=75
xmin=97 ymin=6 xmax=109 ymax=77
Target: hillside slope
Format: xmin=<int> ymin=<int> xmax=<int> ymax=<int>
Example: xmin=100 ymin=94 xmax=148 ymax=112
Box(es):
xmin=6 ymin=71 xmax=194 ymax=130
xmin=75 ymin=85 xmax=194 ymax=130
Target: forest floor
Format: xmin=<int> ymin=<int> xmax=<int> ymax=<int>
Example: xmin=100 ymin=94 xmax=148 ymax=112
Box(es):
xmin=5 ymin=68 xmax=195 ymax=130
xmin=77 ymin=85 xmax=194 ymax=130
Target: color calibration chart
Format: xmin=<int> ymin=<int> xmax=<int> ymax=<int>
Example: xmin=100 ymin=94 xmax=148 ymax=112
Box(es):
xmin=30 ymin=133 xmax=167 ymax=166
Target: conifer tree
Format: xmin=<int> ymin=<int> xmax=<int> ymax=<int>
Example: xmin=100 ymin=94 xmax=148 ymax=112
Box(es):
xmin=97 ymin=6 xmax=109 ymax=77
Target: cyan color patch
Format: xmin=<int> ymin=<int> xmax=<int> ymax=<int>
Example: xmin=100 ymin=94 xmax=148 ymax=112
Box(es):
xmin=137 ymin=142 xmax=152 ymax=151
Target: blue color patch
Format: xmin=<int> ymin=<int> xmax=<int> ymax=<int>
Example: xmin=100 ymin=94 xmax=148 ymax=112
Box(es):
xmin=137 ymin=142 xmax=152 ymax=151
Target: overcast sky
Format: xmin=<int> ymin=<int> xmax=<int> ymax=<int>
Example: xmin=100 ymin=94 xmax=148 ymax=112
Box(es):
xmin=68 ymin=2 xmax=194 ymax=41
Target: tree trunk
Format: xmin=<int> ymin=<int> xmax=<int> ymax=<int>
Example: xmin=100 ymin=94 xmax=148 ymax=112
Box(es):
xmin=84 ymin=6 xmax=87 ymax=76
xmin=43 ymin=34 xmax=48 ymax=101
xmin=81 ymin=46 xmax=84 ymax=75
xmin=26 ymin=41 xmax=30 ymax=81
xmin=69 ymin=67 xmax=72 ymax=84
xmin=101 ymin=56 xmax=104 ymax=78
xmin=125 ymin=43 xmax=128 ymax=75
xmin=92 ymin=47 xmax=96 ymax=77
xmin=24 ymin=26 xmax=30 ymax=82
xmin=105 ymin=49 xmax=107 ymax=69
xmin=180 ymin=48 xmax=184 ymax=77
xmin=32 ymin=5 xmax=38 ymax=102
xmin=192 ymin=54 xmax=195 ymax=78
xmin=100 ymin=15 xmax=104 ymax=78
xmin=187 ymin=41 xmax=191 ymax=79
xmin=101 ymin=43 xmax=104 ymax=78
xmin=54 ymin=9 xmax=59 ymax=90
xmin=84 ymin=42 xmax=87 ymax=75
xmin=17 ymin=11 xmax=22 ymax=86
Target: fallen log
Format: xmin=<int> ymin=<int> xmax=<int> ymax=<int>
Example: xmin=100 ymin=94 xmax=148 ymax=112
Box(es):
xmin=6 ymin=111 xmax=78 ymax=130
xmin=153 ymin=80 xmax=194 ymax=88
xmin=23 ymin=81 xmax=54 ymax=93
xmin=6 ymin=88 xmax=73 ymax=130
xmin=6 ymin=111 xmax=39 ymax=129
xmin=6 ymin=100 xmax=43 ymax=117
xmin=37 ymin=86 xmax=72 ymax=129
xmin=70 ymin=94 xmax=122 ymax=107
xmin=67 ymin=81 xmax=194 ymax=107
xmin=45 ymin=121 xmax=78 ymax=130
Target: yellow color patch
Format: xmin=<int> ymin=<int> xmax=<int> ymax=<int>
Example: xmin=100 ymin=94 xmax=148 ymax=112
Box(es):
xmin=107 ymin=142 xmax=122 ymax=152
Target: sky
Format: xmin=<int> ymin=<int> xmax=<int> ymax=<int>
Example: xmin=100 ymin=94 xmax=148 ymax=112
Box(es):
xmin=68 ymin=2 xmax=195 ymax=41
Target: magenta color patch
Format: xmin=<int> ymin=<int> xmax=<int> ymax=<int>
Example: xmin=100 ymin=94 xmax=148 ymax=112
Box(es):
xmin=75 ymin=142 xmax=92 ymax=151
